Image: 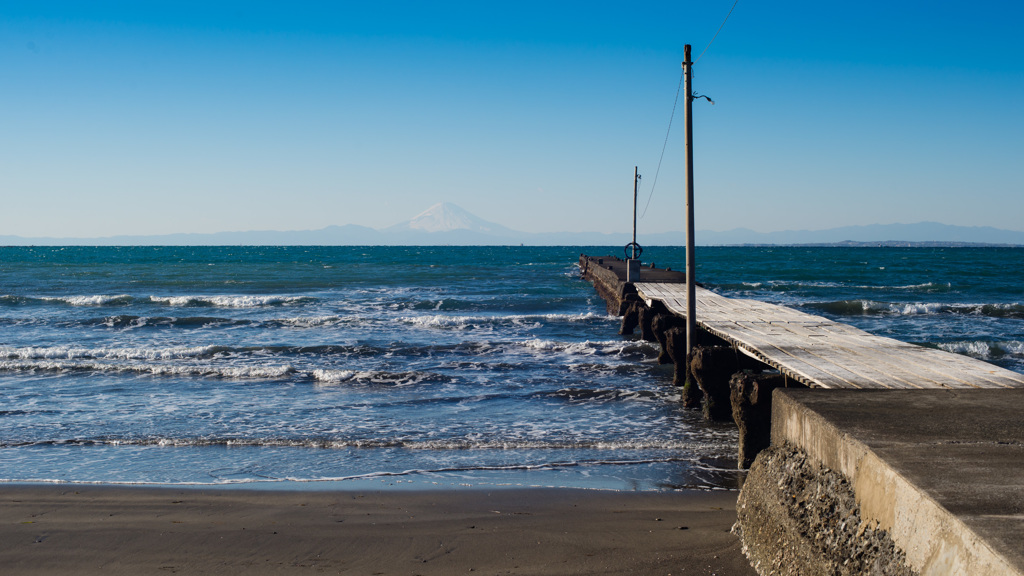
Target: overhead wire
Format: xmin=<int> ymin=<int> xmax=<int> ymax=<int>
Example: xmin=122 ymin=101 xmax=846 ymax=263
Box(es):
xmin=640 ymin=0 xmax=739 ymax=219
xmin=695 ymin=0 xmax=739 ymax=64
xmin=639 ymin=68 xmax=684 ymax=219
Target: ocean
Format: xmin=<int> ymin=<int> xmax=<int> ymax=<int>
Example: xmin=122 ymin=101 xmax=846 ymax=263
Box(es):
xmin=1 ymin=246 xmax=1022 ymax=491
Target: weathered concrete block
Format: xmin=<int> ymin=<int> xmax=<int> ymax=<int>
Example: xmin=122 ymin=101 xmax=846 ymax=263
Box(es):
xmin=619 ymin=301 xmax=642 ymax=336
xmin=688 ymin=345 xmax=739 ymax=421
xmin=664 ymin=327 xmax=704 ymax=408
xmin=730 ymin=371 xmax=787 ymax=469
xmin=735 ymin=444 xmax=915 ymax=576
xmin=652 ymin=313 xmax=687 ymax=365
xmin=764 ymin=389 xmax=1024 ymax=576
xmin=638 ymin=305 xmax=657 ymax=342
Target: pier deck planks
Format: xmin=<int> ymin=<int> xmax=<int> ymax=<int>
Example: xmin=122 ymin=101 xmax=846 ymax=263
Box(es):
xmin=633 ymin=282 xmax=1024 ymax=390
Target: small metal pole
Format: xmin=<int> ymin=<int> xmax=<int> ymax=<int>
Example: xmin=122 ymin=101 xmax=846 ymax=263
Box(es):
xmin=683 ymin=44 xmax=697 ymax=365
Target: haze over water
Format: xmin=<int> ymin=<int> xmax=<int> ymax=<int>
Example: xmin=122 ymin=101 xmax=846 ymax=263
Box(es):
xmin=1 ymin=246 xmax=1021 ymax=490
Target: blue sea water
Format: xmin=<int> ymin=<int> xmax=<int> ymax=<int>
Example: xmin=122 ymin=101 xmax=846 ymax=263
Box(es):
xmin=0 ymin=246 xmax=1021 ymax=491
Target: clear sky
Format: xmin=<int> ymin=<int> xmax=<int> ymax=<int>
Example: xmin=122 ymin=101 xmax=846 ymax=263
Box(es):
xmin=3 ymin=1 xmax=1022 ymax=238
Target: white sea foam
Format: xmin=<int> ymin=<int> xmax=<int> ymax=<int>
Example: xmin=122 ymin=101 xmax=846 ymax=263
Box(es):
xmin=523 ymin=339 xmax=601 ymax=354
xmin=542 ymin=312 xmax=605 ymax=322
xmin=273 ymin=315 xmax=348 ymax=328
xmin=737 ymin=280 xmax=951 ymax=293
xmin=399 ymin=312 xmax=606 ymax=330
xmin=0 ymin=359 xmax=295 ymax=379
xmin=811 ymin=299 xmax=954 ymax=316
xmin=149 ymin=295 xmax=313 ymax=307
xmin=939 ymin=340 xmax=1024 ymax=359
xmin=306 ymin=438 xmax=717 ymax=452
xmin=890 ymin=302 xmax=944 ymax=315
xmin=7 ymin=436 xmax=715 ymax=452
xmin=311 ymin=369 xmax=443 ymax=386
xmin=0 ymin=345 xmax=225 ymax=361
xmin=882 ymin=301 xmax=1008 ymax=316
xmin=398 ymin=315 xmax=480 ymax=329
xmin=521 ymin=339 xmax=657 ymax=357
xmin=311 ymin=369 xmax=359 ymax=383
xmin=890 ymin=282 xmax=951 ymax=291
xmin=40 ymin=294 xmax=135 ymax=306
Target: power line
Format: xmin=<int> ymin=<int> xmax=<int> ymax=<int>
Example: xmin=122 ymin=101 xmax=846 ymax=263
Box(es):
xmin=639 ymin=68 xmax=684 ymax=219
xmin=695 ymin=0 xmax=739 ymax=64
xmin=640 ymin=0 xmax=738 ymax=219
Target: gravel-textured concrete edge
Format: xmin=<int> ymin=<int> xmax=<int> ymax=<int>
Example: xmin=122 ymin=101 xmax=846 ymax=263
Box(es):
xmin=734 ymin=443 xmax=918 ymax=576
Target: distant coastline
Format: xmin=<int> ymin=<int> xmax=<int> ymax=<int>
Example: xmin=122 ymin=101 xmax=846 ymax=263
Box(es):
xmin=3 ymin=203 xmax=1023 ymax=247
xmin=2 ymin=240 xmax=1021 ymax=248
xmin=716 ymin=241 xmax=1024 ymax=248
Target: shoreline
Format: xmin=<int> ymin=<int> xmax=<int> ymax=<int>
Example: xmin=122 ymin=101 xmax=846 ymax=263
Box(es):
xmin=2 ymin=484 xmax=755 ymax=575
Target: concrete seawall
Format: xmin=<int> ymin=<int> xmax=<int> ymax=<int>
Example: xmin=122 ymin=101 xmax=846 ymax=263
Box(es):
xmin=737 ymin=389 xmax=1024 ymax=576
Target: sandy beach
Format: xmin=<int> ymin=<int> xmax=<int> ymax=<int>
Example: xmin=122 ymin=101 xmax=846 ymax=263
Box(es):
xmin=1 ymin=486 xmax=754 ymax=575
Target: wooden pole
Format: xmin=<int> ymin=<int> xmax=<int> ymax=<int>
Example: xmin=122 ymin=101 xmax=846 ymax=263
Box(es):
xmin=632 ymin=166 xmax=639 ymax=259
xmin=683 ymin=44 xmax=697 ymax=369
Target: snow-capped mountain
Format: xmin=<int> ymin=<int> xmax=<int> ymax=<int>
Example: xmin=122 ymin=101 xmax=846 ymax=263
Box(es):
xmin=387 ymin=202 xmax=517 ymax=235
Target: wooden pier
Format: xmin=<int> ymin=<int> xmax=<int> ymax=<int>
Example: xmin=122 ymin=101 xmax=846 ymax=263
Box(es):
xmin=580 ymin=253 xmax=1024 ymax=392
xmin=580 ymin=252 xmax=1024 ymax=467
xmin=634 ymin=281 xmax=1024 ymax=390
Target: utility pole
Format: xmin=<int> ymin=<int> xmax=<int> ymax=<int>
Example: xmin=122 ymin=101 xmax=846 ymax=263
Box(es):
xmin=626 ymin=166 xmax=642 ymax=282
xmin=632 ymin=165 xmax=639 ymax=258
xmin=683 ymin=44 xmax=697 ymax=372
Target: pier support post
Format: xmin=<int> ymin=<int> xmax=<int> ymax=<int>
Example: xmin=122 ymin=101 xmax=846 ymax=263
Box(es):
xmin=619 ymin=301 xmax=642 ymax=336
xmin=665 ymin=327 xmax=705 ymax=408
xmin=663 ymin=328 xmax=690 ymax=382
xmin=730 ymin=371 xmax=788 ymax=468
xmin=638 ymin=306 xmax=658 ymax=342
xmin=688 ymin=346 xmax=738 ymax=421
xmin=652 ymin=313 xmax=687 ymax=365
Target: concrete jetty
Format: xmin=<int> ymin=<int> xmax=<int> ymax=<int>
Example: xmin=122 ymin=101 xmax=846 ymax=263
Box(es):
xmin=578 ymin=253 xmax=686 ymax=315
xmin=578 ymin=253 xmax=1024 ymax=575
xmin=739 ymin=389 xmax=1024 ymax=576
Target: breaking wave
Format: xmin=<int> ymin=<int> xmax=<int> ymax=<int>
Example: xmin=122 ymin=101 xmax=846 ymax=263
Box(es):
xmin=0 ymin=353 xmax=448 ymax=385
xmin=937 ymin=340 xmax=1024 ymax=360
xmin=148 ymin=295 xmax=316 ymax=307
xmin=311 ymin=369 xmax=450 ymax=386
xmin=539 ymin=386 xmax=680 ymax=403
xmin=398 ymin=312 xmax=606 ymax=330
xmin=713 ymin=280 xmax=953 ymax=294
xmin=0 ymin=359 xmax=296 ymax=379
xmin=4 ymin=437 xmax=721 ymax=451
xmin=0 ymin=343 xmax=387 ymax=361
xmin=0 ymin=344 xmax=232 ymax=361
xmin=94 ymin=315 xmax=253 ymax=329
xmin=41 ymin=294 xmax=136 ymax=306
xmin=520 ymin=338 xmax=658 ymax=359
xmin=0 ymin=294 xmax=138 ymax=307
xmin=805 ymin=300 xmax=1024 ymax=319
xmin=1 ymin=294 xmax=317 ymax=308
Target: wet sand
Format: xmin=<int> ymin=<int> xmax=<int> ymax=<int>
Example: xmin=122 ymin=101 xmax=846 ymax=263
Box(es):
xmin=1 ymin=485 xmax=755 ymax=575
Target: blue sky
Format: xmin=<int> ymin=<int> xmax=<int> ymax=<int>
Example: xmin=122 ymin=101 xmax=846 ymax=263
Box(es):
xmin=3 ymin=1 xmax=1022 ymax=238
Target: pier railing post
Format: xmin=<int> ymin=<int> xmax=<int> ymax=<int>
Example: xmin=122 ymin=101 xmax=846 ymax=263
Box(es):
xmin=683 ymin=44 xmax=697 ymax=376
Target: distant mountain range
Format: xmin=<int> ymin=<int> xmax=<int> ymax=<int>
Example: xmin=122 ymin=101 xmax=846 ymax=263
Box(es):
xmin=3 ymin=203 xmax=1023 ymax=246
xmin=695 ymin=222 xmax=1024 ymax=246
